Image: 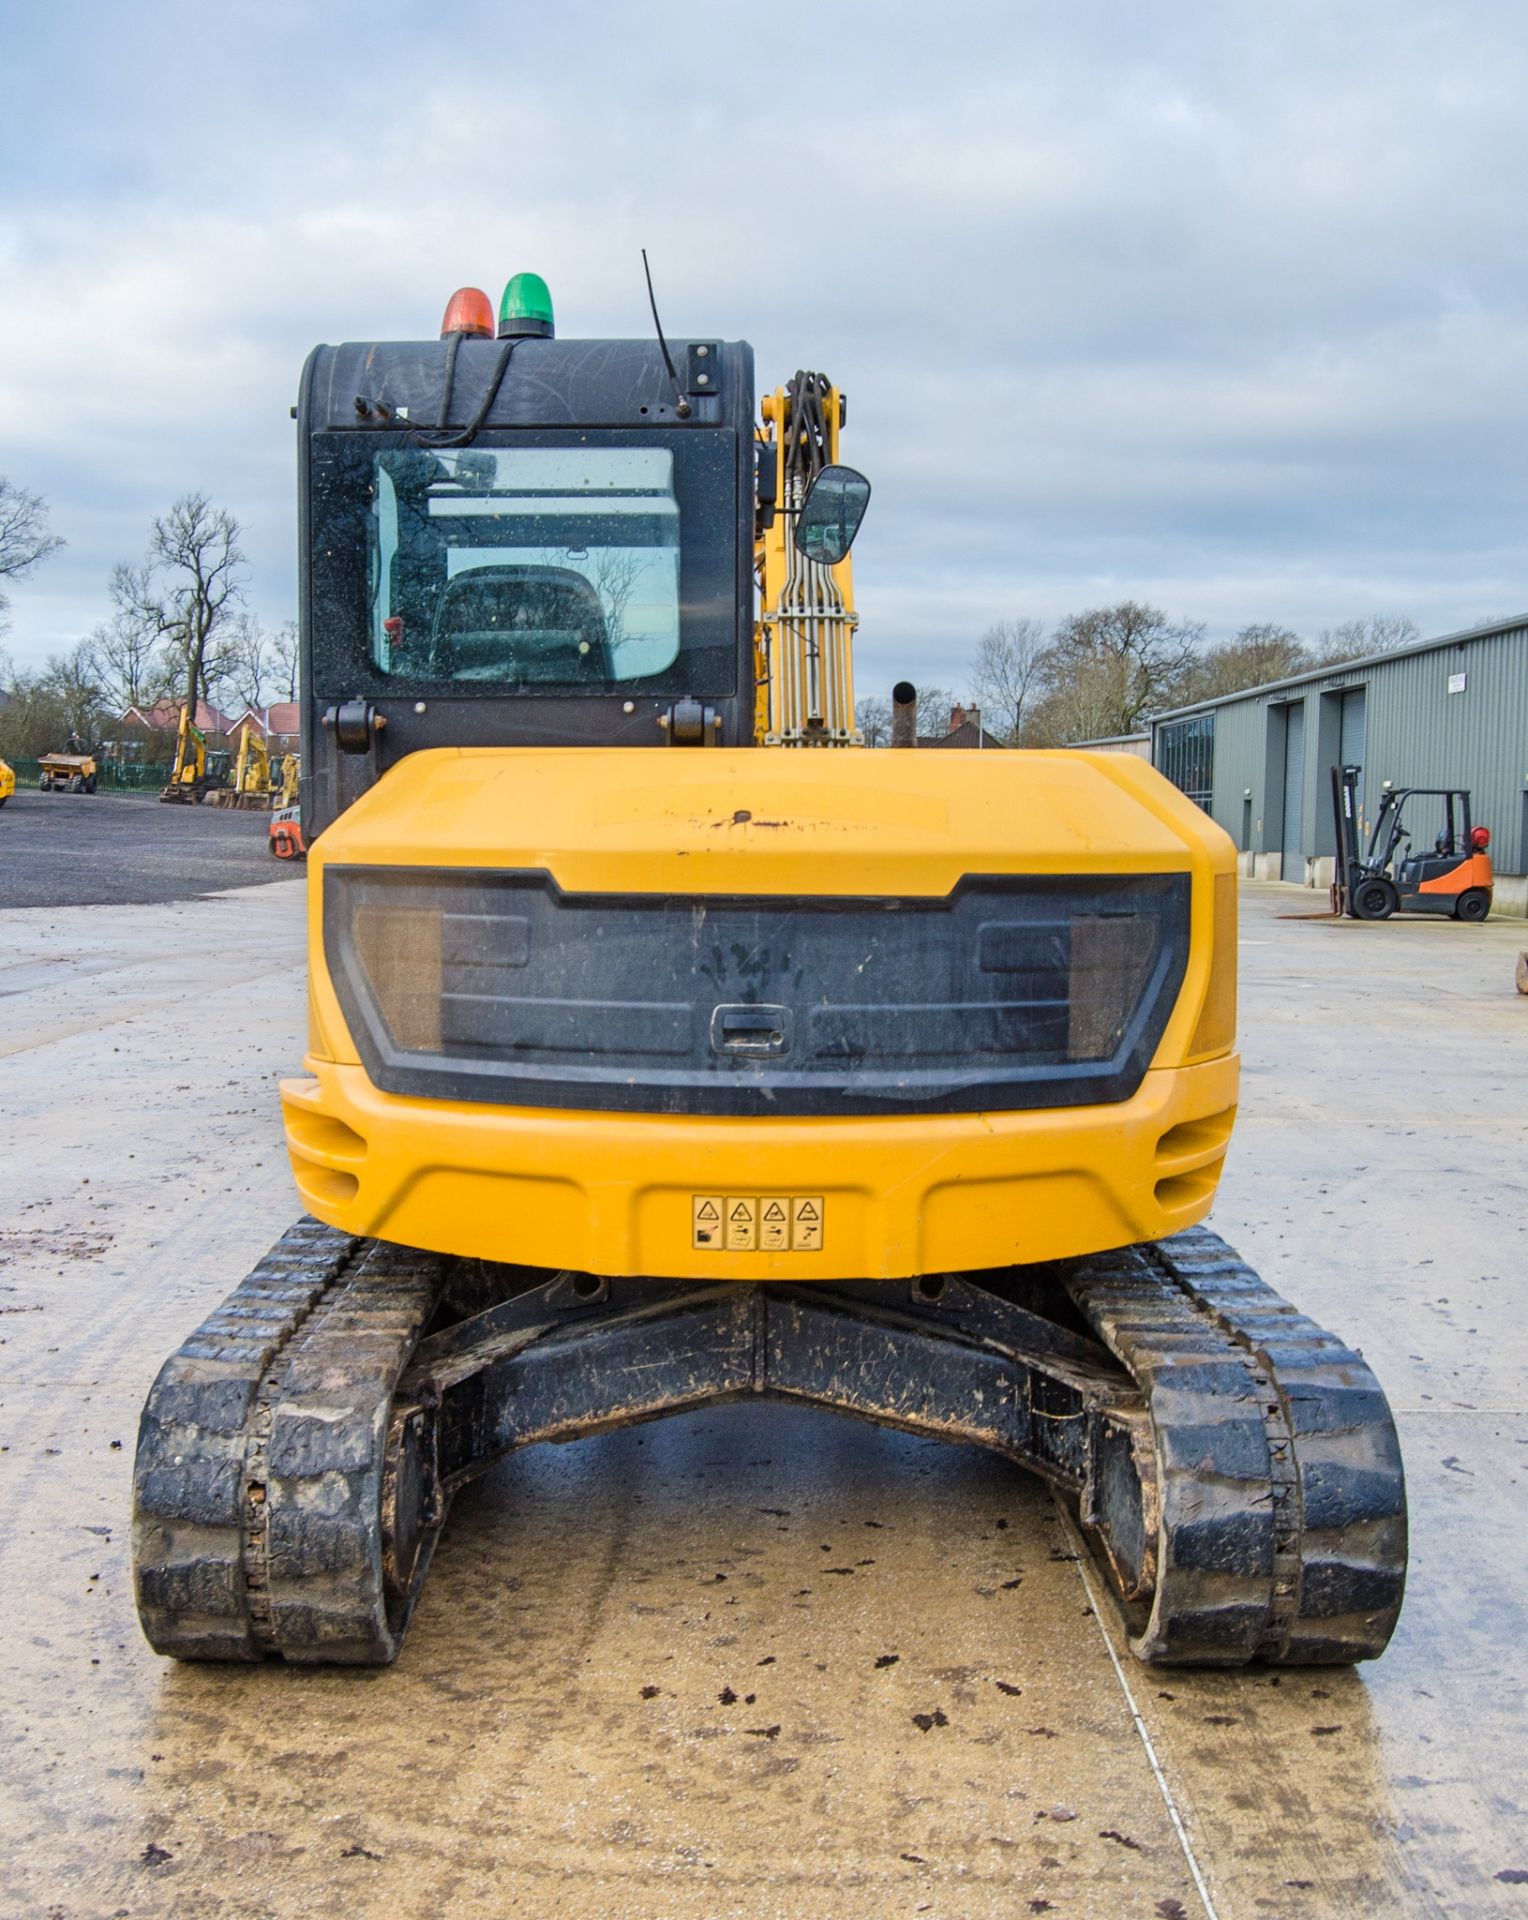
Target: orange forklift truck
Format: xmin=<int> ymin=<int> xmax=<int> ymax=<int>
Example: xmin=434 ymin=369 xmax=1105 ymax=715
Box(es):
xmin=1331 ymin=763 xmax=1492 ymax=921
xmin=268 ymin=804 xmax=306 ymax=861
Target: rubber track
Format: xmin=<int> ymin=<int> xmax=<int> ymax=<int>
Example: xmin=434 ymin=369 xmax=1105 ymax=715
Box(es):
xmin=134 ymin=1218 xmax=358 ymax=1660
xmin=137 ymin=1219 xmax=1404 ymax=1669
xmin=1064 ymin=1225 xmax=1407 ymax=1666
xmin=247 ymin=1237 xmax=442 ymax=1664
xmin=133 ymin=1219 xmax=442 ymax=1664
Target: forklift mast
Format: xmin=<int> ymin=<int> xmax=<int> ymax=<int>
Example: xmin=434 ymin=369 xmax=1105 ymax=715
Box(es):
xmin=1332 ymin=762 xmax=1362 ymax=906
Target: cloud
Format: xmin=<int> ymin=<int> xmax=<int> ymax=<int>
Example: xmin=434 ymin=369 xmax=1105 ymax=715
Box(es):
xmin=3 ymin=0 xmax=1527 ymax=695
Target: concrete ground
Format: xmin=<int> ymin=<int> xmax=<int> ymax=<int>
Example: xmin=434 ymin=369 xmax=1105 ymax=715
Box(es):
xmin=0 ymin=879 xmax=1525 ymax=1919
xmin=0 ymin=787 xmax=300 ymax=907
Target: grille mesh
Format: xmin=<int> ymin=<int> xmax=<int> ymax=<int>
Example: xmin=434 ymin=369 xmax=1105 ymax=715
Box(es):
xmin=327 ymin=868 xmax=1191 ymax=1117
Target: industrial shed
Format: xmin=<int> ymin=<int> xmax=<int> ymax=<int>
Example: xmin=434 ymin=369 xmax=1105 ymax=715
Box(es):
xmin=1150 ymin=614 xmax=1528 ymax=916
xmin=1068 ymin=732 xmax=1150 ymax=759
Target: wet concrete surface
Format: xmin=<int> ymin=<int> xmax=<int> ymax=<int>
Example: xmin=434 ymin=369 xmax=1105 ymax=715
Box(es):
xmin=0 ymin=787 xmax=299 ymax=907
xmin=0 ymin=882 xmax=1525 ymax=1917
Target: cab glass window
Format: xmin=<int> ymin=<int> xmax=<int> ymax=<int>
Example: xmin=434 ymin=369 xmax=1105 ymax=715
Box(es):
xmin=369 ymin=446 xmax=679 ymax=685
xmin=308 ymin=430 xmax=736 ymax=699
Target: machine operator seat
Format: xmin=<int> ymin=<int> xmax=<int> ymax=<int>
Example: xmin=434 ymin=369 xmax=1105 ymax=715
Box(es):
xmin=429 ymin=564 xmax=614 ymax=684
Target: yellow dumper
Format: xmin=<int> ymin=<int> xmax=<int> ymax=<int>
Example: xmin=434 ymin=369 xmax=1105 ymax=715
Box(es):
xmin=38 ymin=751 xmax=98 ymax=794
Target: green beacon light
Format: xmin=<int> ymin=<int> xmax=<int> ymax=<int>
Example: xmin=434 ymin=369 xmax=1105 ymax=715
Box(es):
xmin=498 ymin=272 xmax=555 ymax=340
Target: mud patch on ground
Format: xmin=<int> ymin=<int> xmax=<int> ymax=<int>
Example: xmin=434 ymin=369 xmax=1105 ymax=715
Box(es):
xmin=0 ymin=1228 xmax=115 ymax=1266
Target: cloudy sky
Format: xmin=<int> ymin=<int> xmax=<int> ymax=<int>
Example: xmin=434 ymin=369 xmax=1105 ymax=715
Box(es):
xmin=4 ymin=0 xmax=1527 ymax=694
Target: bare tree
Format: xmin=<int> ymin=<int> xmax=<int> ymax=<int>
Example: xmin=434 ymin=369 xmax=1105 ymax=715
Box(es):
xmin=1176 ymin=623 xmax=1311 ymax=704
xmin=0 ymin=476 xmax=64 ymax=630
xmin=913 ymin=683 xmax=958 ymax=738
xmin=117 ymin=495 xmax=246 ymax=726
xmin=1316 ymin=614 xmax=1419 ymax=665
xmin=219 ymin=611 xmax=277 ymax=716
xmin=855 ymin=693 xmax=891 ymax=746
xmin=90 ymin=581 xmax=174 ymax=714
xmin=534 ymin=546 xmax=645 ymax=654
xmin=1025 ymin=652 xmax=1139 ymax=747
xmin=1040 ymin=601 xmax=1204 ymax=738
xmin=0 ymin=645 xmax=112 ymax=759
xmin=40 ymin=641 xmax=109 ymax=742
xmin=0 ymin=668 xmax=68 ymax=759
xmin=270 ymin=620 xmax=300 ymax=704
xmin=970 ymin=617 xmax=1047 ymax=742
xmin=198 ymin=626 xmax=242 ymax=711
xmin=590 ymin=549 xmax=644 ymax=652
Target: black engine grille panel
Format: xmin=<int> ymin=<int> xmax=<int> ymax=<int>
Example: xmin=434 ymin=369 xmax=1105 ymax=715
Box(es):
xmin=324 ymin=867 xmax=1191 ymax=1116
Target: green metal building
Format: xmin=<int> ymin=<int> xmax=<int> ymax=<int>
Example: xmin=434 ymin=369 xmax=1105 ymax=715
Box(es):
xmin=1150 ymin=615 xmax=1528 ymax=916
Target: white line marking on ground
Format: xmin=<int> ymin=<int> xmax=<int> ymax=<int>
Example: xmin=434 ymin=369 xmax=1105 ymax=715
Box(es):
xmin=1057 ymin=1502 xmax=1221 ymax=1920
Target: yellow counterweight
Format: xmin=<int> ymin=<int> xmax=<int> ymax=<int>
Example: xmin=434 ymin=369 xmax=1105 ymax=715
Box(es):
xmin=284 ymin=746 xmax=1238 ymax=1282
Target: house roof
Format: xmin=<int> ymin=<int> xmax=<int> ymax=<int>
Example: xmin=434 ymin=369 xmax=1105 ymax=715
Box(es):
xmin=917 ymin=719 xmax=1008 ymax=750
xmin=226 ymin=703 xmax=301 ymax=736
xmin=122 ymin=699 xmax=237 ymax=734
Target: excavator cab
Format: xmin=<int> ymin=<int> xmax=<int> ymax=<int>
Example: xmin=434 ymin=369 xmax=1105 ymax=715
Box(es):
xmin=133 ymin=274 xmax=1407 ymax=1676
xmin=298 ymin=310 xmax=757 ymax=834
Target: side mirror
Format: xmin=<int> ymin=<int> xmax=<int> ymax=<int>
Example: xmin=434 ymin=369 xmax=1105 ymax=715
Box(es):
xmin=794 ymin=464 xmax=871 ymax=566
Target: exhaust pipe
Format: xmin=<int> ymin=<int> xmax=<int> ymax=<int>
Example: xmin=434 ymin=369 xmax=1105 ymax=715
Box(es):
xmin=891 ymin=681 xmax=917 ymax=748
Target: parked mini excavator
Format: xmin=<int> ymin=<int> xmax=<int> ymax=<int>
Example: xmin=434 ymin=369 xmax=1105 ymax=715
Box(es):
xmin=159 ymin=706 xmax=231 ymax=803
xmin=133 ymin=273 xmax=1407 ymax=1669
xmin=232 ymin=724 xmax=273 ymax=806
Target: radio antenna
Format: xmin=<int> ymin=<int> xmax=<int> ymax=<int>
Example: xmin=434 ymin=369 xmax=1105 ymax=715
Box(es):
xmin=641 ymin=249 xmax=692 ymax=419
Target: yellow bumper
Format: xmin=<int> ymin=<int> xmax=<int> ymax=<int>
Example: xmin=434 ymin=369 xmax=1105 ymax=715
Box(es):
xmin=282 ymin=1052 xmax=1238 ymax=1281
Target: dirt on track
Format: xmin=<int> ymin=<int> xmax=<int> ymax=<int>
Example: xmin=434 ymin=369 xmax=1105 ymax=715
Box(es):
xmin=0 ymin=787 xmax=302 ymax=907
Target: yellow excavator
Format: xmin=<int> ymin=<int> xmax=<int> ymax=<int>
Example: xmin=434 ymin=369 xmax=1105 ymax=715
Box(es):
xmin=210 ymin=723 xmax=289 ymax=809
xmin=232 ymin=722 xmax=272 ymax=800
xmin=133 ymin=273 xmax=1406 ymax=1670
xmin=159 ymin=705 xmax=230 ymax=803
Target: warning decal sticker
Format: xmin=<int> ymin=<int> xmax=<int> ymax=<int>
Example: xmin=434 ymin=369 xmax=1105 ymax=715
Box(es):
xmin=726 ymin=1197 xmax=758 ymax=1250
xmin=693 ymin=1196 xmax=825 ymax=1251
xmin=692 ymin=1197 xmax=723 ymax=1248
xmin=791 ymin=1196 xmax=823 ymax=1251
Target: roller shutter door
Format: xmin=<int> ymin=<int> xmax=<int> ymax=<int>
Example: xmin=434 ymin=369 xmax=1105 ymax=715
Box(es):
xmin=1282 ymin=702 xmax=1305 ymax=868
xmin=1339 ymin=689 xmax=1366 ymax=816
